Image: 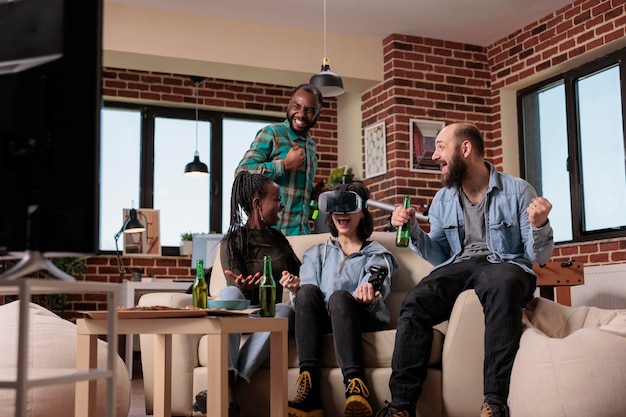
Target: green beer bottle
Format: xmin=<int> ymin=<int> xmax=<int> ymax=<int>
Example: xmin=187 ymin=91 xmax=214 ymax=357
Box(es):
xmin=259 ymin=256 xmax=276 ymax=317
xmin=192 ymin=259 xmax=208 ymax=309
xmin=395 ymin=195 xmax=411 ymax=247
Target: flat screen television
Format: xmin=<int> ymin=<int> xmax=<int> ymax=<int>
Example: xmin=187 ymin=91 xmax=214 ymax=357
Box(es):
xmin=0 ymin=0 xmax=102 ymax=279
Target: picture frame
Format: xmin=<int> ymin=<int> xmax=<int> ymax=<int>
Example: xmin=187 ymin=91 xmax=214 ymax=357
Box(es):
xmin=123 ymin=208 xmax=161 ymax=256
xmin=364 ymin=121 xmax=387 ymax=178
xmin=409 ymin=119 xmax=445 ymax=172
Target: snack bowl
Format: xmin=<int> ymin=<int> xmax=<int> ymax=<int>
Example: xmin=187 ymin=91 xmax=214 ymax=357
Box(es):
xmin=207 ymin=299 xmax=251 ymax=310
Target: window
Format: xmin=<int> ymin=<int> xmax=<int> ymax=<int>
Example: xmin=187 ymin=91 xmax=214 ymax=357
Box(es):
xmin=99 ymin=102 xmax=279 ymax=253
xmin=518 ymin=48 xmax=626 ymax=243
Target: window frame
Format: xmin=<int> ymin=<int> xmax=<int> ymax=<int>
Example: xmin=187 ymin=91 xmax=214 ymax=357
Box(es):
xmin=517 ymin=47 xmax=626 ymax=243
xmin=101 ymin=100 xmax=281 ymax=255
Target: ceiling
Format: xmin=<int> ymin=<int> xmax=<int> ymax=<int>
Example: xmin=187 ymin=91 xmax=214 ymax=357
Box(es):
xmin=107 ymin=0 xmax=576 ymax=46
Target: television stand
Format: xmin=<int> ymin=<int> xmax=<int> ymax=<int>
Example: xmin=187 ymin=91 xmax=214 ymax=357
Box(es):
xmin=0 ymin=250 xmax=75 ymax=281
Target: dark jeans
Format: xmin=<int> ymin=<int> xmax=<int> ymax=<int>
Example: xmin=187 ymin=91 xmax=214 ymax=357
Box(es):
xmin=294 ymin=284 xmax=385 ymax=384
xmin=389 ymin=257 xmax=535 ymax=405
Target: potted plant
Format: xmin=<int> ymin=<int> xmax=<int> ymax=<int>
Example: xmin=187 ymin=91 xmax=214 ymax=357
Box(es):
xmin=180 ymin=232 xmax=193 ymax=256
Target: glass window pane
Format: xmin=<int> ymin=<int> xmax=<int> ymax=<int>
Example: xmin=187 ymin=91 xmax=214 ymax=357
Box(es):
xmin=154 ymin=117 xmax=211 ymax=247
xmin=576 ymin=65 xmax=626 ymax=232
xmin=222 ymin=118 xmax=273 ymax=233
xmin=522 ymin=81 xmax=573 ymax=242
xmin=100 ymin=108 xmax=141 ymax=251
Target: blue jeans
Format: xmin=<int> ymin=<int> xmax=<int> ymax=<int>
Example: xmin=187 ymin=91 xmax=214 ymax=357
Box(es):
xmin=218 ymin=286 xmax=295 ymax=381
xmin=389 ymin=257 xmax=535 ymax=405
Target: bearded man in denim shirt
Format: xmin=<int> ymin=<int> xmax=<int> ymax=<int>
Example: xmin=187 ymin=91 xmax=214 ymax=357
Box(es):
xmin=376 ymin=123 xmax=554 ymax=417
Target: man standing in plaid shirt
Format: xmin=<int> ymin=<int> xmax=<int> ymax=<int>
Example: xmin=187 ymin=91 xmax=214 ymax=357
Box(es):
xmin=236 ymin=84 xmax=324 ymax=236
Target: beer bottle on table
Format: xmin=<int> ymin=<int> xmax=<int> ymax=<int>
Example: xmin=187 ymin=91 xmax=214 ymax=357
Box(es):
xmin=395 ymin=195 xmax=411 ymax=247
xmin=192 ymin=259 xmax=208 ymax=309
xmin=259 ymin=255 xmax=276 ymax=317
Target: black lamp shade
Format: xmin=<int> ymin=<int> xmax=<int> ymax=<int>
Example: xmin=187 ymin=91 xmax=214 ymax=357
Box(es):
xmin=184 ymin=153 xmax=209 ymax=176
xmin=310 ymin=63 xmax=344 ymax=97
xmin=124 ymin=208 xmax=145 ymax=233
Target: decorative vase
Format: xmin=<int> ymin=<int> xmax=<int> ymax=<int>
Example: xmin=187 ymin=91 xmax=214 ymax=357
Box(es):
xmin=180 ymin=240 xmax=193 ymax=256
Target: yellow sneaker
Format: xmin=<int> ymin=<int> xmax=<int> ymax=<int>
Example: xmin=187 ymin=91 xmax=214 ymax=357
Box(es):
xmin=344 ymin=377 xmax=373 ymax=417
xmin=288 ymin=371 xmax=324 ymax=417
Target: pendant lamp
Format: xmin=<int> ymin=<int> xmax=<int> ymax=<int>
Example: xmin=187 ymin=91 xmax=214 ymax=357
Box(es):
xmin=184 ymin=76 xmax=210 ymax=176
xmin=309 ymin=0 xmax=344 ymax=97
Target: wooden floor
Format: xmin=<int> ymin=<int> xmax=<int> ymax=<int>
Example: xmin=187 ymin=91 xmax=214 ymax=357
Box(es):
xmin=128 ymin=378 xmax=149 ymax=417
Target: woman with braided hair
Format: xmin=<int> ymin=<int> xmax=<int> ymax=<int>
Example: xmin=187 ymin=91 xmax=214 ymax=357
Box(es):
xmin=193 ymin=171 xmax=301 ymax=417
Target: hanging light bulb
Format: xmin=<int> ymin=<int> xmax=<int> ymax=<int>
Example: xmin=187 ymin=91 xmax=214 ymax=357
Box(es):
xmin=309 ymin=0 xmax=344 ymax=97
xmin=184 ymin=76 xmax=210 ymax=176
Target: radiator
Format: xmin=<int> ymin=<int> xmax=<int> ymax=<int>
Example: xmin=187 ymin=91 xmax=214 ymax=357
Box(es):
xmin=571 ymin=263 xmax=626 ymax=309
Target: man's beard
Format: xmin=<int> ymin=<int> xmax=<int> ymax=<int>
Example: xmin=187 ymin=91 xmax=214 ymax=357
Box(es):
xmin=442 ymin=149 xmax=468 ymax=188
xmin=286 ymin=111 xmax=312 ymax=135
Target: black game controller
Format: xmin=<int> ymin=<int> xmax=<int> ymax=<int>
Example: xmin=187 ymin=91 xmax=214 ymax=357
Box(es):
xmin=368 ymin=265 xmax=388 ymax=293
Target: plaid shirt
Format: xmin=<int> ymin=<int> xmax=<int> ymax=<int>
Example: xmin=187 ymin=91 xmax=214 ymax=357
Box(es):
xmin=235 ymin=119 xmax=318 ymax=236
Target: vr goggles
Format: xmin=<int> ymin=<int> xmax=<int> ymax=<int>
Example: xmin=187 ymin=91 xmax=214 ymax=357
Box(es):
xmin=318 ymin=190 xmax=366 ymax=214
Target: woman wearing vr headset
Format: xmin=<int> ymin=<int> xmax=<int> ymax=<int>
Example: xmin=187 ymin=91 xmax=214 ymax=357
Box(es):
xmin=192 ymin=171 xmax=301 ymax=417
xmin=280 ymin=182 xmax=399 ymax=417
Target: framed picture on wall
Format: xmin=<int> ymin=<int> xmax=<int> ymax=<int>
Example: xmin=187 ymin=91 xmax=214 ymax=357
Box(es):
xmin=123 ymin=208 xmax=161 ymax=256
xmin=410 ymin=119 xmax=445 ymax=172
xmin=364 ymin=121 xmax=387 ymax=178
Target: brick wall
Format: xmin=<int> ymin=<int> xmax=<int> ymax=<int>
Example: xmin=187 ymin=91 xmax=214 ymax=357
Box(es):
xmin=361 ymin=36 xmax=490 ymax=230
xmin=362 ymin=0 xmax=626 ymax=267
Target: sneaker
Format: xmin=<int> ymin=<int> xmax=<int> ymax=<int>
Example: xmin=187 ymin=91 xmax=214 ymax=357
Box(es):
xmin=229 ymin=401 xmax=241 ymax=417
xmin=192 ymin=390 xmax=207 ymax=413
xmin=480 ymin=402 xmax=510 ymax=417
xmin=288 ymin=371 xmax=324 ymax=417
xmin=374 ymin=401 xmax=415 ymax=417
xmin=344 ymin=377 xmax=373 ymax=417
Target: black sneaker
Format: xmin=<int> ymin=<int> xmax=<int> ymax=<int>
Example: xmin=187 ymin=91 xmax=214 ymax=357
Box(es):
xmin=480 ymin=402 xmax=510 ymax=417
xmin=288 ymin=371 xmax=324 ymax=417
xmin=192 ymin=390 xmax=207 ymax=413
xmin=374 ymin=401 xmax=415 ymax=417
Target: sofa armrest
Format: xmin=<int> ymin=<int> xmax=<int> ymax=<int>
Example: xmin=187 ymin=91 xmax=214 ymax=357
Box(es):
xmin=138 ymin=292 xmax=203 ymax=416
xmin=441 ymin=289 xmax=484 ymax=417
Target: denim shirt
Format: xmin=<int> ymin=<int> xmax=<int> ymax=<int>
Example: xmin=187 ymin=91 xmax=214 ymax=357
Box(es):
xmin=291 ymin=237 xmax=399 ymax=324
xmin=409 ymin=162 xmax=554 ymax=275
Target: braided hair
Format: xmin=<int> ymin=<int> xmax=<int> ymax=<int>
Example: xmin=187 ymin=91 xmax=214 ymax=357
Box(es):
xmin=223 ymin=171 xmax=274 ymax=262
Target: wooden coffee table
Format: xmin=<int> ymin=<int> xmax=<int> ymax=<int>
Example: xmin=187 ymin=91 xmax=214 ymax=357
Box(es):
xmin=75 ymin=314 xmax=288 ymax=417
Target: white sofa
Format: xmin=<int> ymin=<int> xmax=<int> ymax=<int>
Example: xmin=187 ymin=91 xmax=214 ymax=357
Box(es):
xmin=139 ymin=232 xmax=626 ymax=417
xmin=0 ymin=300 xmax=131 ymax=417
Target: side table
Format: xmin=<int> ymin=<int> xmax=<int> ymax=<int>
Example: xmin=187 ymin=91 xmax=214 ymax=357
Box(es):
xmin=534 ymin=261 xmax=584 ymax=306
xmin=117 ymin=281 xmax=191 ymax=377
xmin=75 ymin=315 xmax=288 ymax=417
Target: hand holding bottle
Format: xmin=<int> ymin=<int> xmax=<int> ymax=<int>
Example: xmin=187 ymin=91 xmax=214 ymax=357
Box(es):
xmin=395 ymin=195 xmax=412 ymax=247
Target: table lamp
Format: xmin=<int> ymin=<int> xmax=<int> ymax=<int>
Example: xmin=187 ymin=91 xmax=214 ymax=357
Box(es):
xmin=114 ymin=208 xmax=146 ymax=282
